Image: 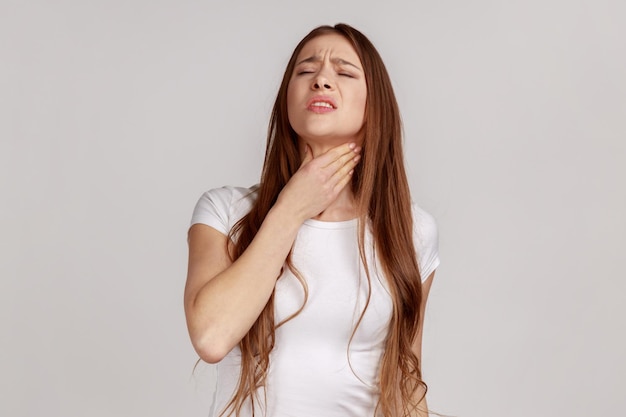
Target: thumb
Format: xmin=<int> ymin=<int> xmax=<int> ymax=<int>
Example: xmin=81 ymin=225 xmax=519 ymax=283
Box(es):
xmin=300 ymin=143 xmax=313 ymax=166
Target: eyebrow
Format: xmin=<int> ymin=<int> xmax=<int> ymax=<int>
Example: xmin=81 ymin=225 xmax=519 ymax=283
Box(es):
xmin=295 ymin=56 xmax=362 ymax=71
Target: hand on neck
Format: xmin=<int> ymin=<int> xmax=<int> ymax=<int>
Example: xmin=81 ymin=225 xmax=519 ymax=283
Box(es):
xmin=297 ymin=137 xmax=361 ymax=222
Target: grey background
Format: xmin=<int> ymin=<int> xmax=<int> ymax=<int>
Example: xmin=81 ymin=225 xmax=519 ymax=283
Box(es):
xmin=2 ymin=1 xmax=624 ymax=416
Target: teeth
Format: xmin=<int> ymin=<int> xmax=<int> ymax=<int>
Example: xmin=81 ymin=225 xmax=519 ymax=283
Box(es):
xmin=311 ymin=102 xmax=333 ymax=108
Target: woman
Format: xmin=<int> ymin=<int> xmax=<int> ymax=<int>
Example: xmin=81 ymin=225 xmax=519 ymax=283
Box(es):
xmin=185 ymin=23 xmax=439 ymax=417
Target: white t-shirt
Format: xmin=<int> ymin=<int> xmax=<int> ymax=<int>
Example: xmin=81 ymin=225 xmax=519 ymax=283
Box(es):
xmin=190 ymin=185 xmax=440 ymax=417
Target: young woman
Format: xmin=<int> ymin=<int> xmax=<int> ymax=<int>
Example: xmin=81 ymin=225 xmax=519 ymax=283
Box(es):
xmin=184 ymin=24 xmax=440 ymax=417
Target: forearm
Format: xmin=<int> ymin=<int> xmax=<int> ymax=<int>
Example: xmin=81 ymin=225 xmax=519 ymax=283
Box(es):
xmin=187 ymin=205 xmax=303 ymax=362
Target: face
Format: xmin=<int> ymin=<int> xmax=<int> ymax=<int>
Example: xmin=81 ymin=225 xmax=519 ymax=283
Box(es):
xmin=287 ymin=33 xmax=367 ymax=147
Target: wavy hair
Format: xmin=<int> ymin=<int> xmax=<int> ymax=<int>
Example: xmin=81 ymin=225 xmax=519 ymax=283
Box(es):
xmin=223 ymin=23 xmax=426 ymax=417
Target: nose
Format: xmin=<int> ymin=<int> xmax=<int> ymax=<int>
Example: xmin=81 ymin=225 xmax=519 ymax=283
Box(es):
xmin=312 ymin=73 xmax=333 ymax=90
xmin=313 ymin=81 xmax=332 ymax=90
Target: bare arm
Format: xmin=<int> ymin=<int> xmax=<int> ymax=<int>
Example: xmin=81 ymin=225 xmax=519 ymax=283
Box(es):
xmin=412 ymin=271 xmax=435 ymax=416
xmin=184 ymin=143 xmax=361 ymax=363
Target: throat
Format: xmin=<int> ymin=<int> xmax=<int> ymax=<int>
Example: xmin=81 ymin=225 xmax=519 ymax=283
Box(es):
xmin=313 ymin=194 xmax=358 ymax=222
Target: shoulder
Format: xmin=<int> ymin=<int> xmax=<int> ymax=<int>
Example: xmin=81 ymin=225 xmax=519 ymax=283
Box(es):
xmin=411 ymin=203 xmax=440 ymax=281
xmin=199 ymin=184 xmax=258 ymax=204
xmin=190 ymin=185 xmax=259 ymax=235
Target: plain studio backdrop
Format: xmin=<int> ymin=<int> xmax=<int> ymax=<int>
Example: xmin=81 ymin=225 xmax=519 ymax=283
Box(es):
xmin=1 ymin=1 xmax=624 ymax=416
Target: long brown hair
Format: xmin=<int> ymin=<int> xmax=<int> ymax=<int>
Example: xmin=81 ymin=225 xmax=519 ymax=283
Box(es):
xmin=223 ymin=23 xmax=425 ymax=416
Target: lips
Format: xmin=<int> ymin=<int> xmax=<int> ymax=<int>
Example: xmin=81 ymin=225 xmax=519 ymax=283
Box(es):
xmin=306 ymin=95 xmax=337 ymax=113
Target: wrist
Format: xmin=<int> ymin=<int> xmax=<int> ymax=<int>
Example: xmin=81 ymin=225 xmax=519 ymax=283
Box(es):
xmin=267 ymin=202 xmax=307 ymax=230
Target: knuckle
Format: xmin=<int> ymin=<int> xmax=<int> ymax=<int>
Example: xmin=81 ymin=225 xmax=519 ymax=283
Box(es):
xmin=317 ymin=171 xmax=329 ymax=183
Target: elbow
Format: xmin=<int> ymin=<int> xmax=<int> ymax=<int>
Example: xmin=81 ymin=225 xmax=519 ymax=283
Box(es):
xmin=185 ymin=303 xmax=238 ymax=363
xmin=196 ymin=345 xmax=228 ymax=365
xmin=190 ymin=331 xmax=233 ymax=364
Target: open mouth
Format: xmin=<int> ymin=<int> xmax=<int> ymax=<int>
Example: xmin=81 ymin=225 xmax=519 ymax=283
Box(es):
xmin=307 ymin=96 xmax=337 ymax=111
xmin=310 ymin=101 xmax=334 ymax=109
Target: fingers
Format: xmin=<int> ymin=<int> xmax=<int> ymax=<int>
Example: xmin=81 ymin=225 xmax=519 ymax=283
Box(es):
xmin=298 ymin=141 xmax=362 ymax=188
xmin=319 ymin=142 xmax=361 ymax=169
xmin=316 ymin=143 xmax=362 ymax=193
xmin=283 ymin=142 xmax=362 ymax=220
xmin=333 ymin=168 xmax=355 ymax=193
xmin=330 ymin=151 xmax=360 ymax=191
xmin=332 ymin=147 xmax=361 ymax=173
xmin=324 ymin=143 xmax=361 ymax=180
xmin=300 ymin=142 xmax=362 ymax=182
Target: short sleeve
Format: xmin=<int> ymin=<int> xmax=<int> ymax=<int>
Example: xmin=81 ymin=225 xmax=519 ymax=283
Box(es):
xmin=190 ymin=187 xmax=234 ymax=236
xmin=190 ymin=185 xmax=257 ymax=238
xmin=412 ymin=205 xmax=440 ymax=282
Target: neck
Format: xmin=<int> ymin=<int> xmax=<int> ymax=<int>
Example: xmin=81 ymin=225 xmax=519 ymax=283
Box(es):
xmin=313 ymin=186 xmax=358 ymax=222
xmin=301 ymin=136 xmax=362 ymax=159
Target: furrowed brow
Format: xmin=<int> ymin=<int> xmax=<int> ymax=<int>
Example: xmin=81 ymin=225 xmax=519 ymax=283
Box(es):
xmin=332 ymin=58 xmax=362 ymax=71
xmin=295 ymin=56 xmax=321 ymax=66
xmin=295 ymin=56 xmax=362 ymax=71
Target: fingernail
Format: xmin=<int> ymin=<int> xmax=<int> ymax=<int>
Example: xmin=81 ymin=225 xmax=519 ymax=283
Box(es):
xmin=349 ymin=143 xmax=356 ymax=149
xmin=354 ymin=155 xmax=361 ymax=162
xmin=354 ymin=146 xmax=362 ymax=153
